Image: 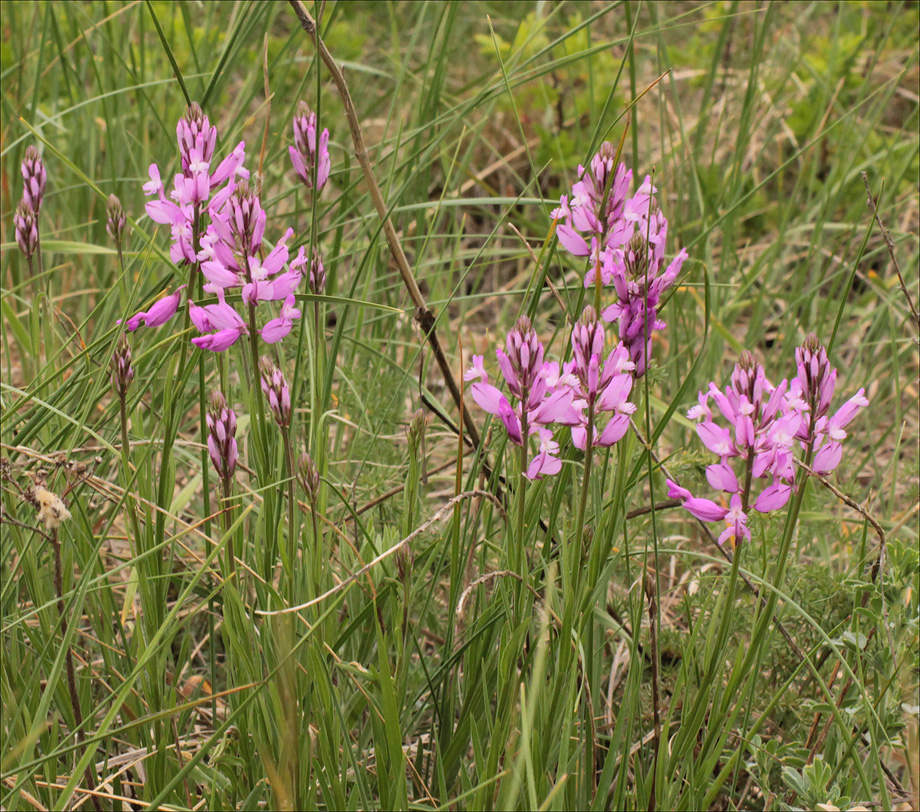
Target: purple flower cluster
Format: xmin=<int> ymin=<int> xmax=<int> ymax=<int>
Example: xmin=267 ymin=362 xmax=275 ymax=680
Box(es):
xmin=193 ymin=180 xmax=306 ymax=348
xmin=207 ymin=391 xmax=239 ymax=481
xmin=290 ymin=101 xmax=331 ymax=193
xmin=122 ymin=102 xmax=321 ymax=351
xmin=667 ymin=336 xmax=868 ymax=546
xmin=466 ymin=316 xmax=582 ymax=479
xmin=14 ymin=146 xmax=46 ymax=261
xmin=466 ymin=310 xmax=637 ymax=479
xmin=553 ymin=143 xmax=688 ymax=376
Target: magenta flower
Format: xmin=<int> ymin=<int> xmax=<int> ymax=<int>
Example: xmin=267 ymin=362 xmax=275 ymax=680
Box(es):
xmin=188 ymin=291 xmax=248 ymax=351
xmin=141 ymin=103 xmax=250 ymax=270
xmin=468 ymin=316 xmax=581 ymax=446
xmin=467 ymin=317 xmax=582 ymax=479
xmin=554 ymin=142 xmax=632 ymax=258
xmin=599 ymin=211 xmax=689 ymax=376
xmin=290 ymin=101 xmax=331 ymax=192
xmin=526 ymin=428 xmax=563 ymax=480
xmin=259 ymin=295 xmax=302 ymax=344
xmin=565 ymin=307 xmax=637 ymax=450
xmin=789 ymin=334 xmax=868 ymax=475
xmin=119 ymin=285 xmax=187 ymax=332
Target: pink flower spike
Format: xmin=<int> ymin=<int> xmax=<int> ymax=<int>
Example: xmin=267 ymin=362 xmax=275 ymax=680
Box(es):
xmin=754 ymin=481 xmax=792 ymax=513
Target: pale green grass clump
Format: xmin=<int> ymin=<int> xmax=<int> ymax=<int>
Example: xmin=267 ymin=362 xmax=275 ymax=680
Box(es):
xmin=1 ymin=2 xmax=918 ymax=810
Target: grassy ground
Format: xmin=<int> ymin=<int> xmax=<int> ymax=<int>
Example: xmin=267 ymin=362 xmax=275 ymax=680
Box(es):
xmin=1 ymin=1 xmax=918 ymax=809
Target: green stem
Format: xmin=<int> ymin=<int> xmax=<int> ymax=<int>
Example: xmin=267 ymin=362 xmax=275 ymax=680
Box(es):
xmin=221 ymin=476 xmax=235 ymax=577
xmin=119 ymin=397 xmax=143 ymax=559
xmin=51 ymin=529 xmax=103 ymax=812
xmin=281 ymin=425 xmax=298 ymax=604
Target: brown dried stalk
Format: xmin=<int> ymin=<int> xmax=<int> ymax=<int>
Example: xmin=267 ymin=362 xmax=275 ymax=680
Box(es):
xmin=287 ymin=0 xmax=481 ymax=451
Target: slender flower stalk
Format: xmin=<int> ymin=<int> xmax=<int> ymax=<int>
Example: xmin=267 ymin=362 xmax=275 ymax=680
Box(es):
xmin=111 ymin=334 xmax=145 ymax=570
xmin=260 ymin=357 xmax=299 ymax=600
xmin=107 ymin=193 xmax=129 ymax=306
xmin=297 ymin=450 xmax=322 ymax=598
xmin=207 ymin=391 xmax=239 ymax=573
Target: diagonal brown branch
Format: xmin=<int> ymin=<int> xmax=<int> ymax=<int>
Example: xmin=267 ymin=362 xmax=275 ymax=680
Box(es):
xmin=287 ymin=0 xmax=482 ymax=450
xmin=861 ymin=171 xmax=920 ymax=331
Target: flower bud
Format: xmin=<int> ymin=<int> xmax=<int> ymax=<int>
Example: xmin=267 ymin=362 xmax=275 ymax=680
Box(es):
xmin=106 ymin=194 xmax=127 ymax=245
xmin=21 ymin=145 xmax=47 ymax=213
xmin=228 ymin=182 xmax=264 ymax=258
xmin=406 ymin=408 xmax=427 ymax=456
xmin=309 ymin=248 xmax=326 ymax=295
xmin=259 ymin=356 xmax=291 ymax=429
xmin=290 ymin=101 xmax=331 ymax=192
xmin=110 ymin=333 xmax=134 ymax=399
xmin=14 ymin=200 xmax=38 ymax=259
xmin=297 ymin=450 xmax=320 ymax=502
xmin=177 ymin=102 xmax=216 ymax=175
xmin=206 ymin=391 xmax=238 ymax=481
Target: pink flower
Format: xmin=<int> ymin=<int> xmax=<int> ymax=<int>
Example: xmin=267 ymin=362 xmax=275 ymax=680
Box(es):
xmin=259 ymin=295 xmax=302 ymax=344
xmin=718 ymin=495 xmax=750 ymax=546
xmin=188 ymin=291 xmax=247 ymax=351
xmin=525 ymin=428 xmax=562 ymax=480
xmin=120 ymin=285 xmax=187 ymax=332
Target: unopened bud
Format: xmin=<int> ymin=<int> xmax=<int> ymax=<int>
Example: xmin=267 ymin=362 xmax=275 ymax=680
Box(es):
xmin=309 ymin=248 xmax=326 ymax=295
xmin=259 ymin=356 xmax=291 ymax=429
xmin=106 ymin=194 xmax=127 ymax=245
xmin=297 ymin=450 xmax=320 ymax=502
xmin=14 ymin=201 xmax=38 ymax=259
xmin=110 ymin=333 xmax=134 ymax=399
xmin=206 ymin=391 xmax=238 ymax=481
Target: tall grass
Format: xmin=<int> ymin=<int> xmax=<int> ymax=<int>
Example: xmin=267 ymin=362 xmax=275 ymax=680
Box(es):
xmin=1 ymin=2 xmax=918 ymax=810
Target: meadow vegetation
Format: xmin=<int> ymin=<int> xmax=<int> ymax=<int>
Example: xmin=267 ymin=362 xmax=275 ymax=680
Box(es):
xmin=1 ymin=2 xmax=918 ymax=810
